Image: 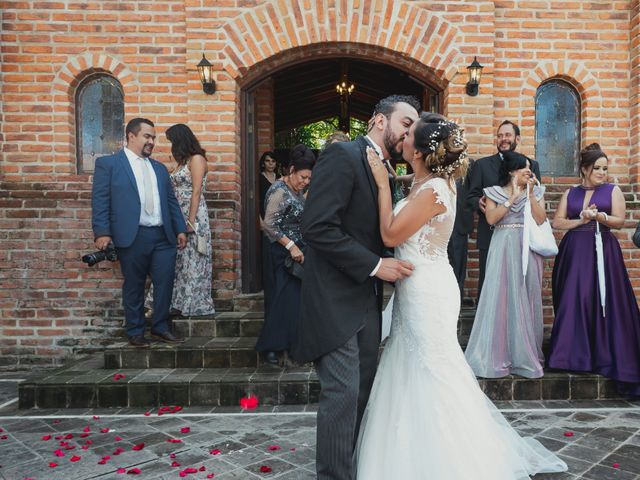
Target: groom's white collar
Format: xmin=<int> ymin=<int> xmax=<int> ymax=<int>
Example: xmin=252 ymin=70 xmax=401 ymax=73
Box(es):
xmin=365 ymin=135 xmax=384 ymax=160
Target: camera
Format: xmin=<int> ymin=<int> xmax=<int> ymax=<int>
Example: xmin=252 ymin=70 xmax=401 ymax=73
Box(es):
xmin=82 ymin=243 xmax=118 ymax=266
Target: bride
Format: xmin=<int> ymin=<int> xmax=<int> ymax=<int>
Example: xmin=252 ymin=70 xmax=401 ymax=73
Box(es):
xmin=355 ymin=113 xmax=568 ymax=479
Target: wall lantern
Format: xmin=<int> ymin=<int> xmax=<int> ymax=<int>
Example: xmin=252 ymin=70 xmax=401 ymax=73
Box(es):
xmin=465 ymin=56 xmax=483 ymax=96
xmin=197 ymin=53 xmax=216 ymax=95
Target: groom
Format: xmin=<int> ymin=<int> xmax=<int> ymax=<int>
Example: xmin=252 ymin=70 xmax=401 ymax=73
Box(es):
xmin=291 ymin=95 xmax=419 ymax=480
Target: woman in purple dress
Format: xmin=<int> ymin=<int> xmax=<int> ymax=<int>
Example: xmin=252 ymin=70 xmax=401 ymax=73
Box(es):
xmin=547 ymin=143 xmax=640 ymax=396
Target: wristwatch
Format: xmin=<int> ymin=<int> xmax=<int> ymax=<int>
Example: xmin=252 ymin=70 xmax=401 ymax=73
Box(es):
xmin=502 ymin=200 xmax=512 ymax=208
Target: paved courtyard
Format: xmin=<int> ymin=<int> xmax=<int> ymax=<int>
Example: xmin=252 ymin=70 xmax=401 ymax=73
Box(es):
xmin=1 ymin=379 xmax=640 ymax=479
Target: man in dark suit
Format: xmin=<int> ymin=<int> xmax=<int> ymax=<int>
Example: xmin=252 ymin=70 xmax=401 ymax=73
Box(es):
xmin=92 ymin=118 xmax=187 ymax=347
xmin=466 ymin=120 xmax=541 ymax=299
xmin=448 ymin=173 xmax=474 ymax=299
xmin=291 ymin=95 xmax=418 ymax=480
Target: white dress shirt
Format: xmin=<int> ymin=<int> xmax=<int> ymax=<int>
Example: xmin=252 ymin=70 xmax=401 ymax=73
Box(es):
xmin=124 ymin=147 xmax=163 ymax=227
xmin=365 ymin=136 xmax=384 ymax=277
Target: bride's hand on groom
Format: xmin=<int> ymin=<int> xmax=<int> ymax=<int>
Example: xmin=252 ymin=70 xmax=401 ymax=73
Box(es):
xmin=366 ymin=147 xmax=390 ymax=189
xmin=375 ymin=258 xmax=414 ymax=282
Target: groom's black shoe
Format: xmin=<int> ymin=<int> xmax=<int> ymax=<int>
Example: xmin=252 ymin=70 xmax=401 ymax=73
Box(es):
xmin=263 ymin=351 xmax=279 ymax=365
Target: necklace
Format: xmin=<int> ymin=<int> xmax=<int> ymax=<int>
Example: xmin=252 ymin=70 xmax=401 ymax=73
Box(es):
xmin=411 ymin=173 xmax=432 ymax=187
xmin=580 ymin=183 xmax=596 ymax=191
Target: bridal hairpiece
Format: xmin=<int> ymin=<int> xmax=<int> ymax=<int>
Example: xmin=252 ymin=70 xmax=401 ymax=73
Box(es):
xmin=427 ymin=121 xmax=468 ymax=175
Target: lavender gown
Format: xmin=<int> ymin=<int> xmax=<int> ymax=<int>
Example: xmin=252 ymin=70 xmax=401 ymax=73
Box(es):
xmin=465 ymin=185 xmax=546 ymax=379
xmin=547 ymin=183 xmax=640 ymax=396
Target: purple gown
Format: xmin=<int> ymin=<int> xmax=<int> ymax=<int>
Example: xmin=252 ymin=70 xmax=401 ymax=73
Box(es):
xmin=547 ymin=183 xmax=640 ymax=396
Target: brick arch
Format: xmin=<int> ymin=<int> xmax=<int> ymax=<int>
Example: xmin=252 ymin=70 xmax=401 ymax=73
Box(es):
xmin=519 ymin=61 xmax=601 ymax=151
xmin=220 ymin=0 xmax=462 ymax=86
xmin=51 ymin=53 xmax=139 ymax=175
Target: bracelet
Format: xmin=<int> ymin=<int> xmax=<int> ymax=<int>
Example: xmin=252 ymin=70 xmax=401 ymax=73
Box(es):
xmin=599 ymin=212 xmax=609 ymax=222
xmin=284 ymin=240 xmax=295 ymax=250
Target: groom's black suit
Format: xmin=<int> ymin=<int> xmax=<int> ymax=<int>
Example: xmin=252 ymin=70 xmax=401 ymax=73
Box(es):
xmin=292 ymin=136 xmax=384 ymax=480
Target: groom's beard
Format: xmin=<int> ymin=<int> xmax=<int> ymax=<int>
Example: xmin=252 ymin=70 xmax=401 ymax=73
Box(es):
xmin=383 ymin=129 xmax=404 ymax=162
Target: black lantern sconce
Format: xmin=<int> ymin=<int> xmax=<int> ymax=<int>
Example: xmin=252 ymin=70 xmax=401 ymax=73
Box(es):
xmin=465 ymin=56 xmax=483 ymax=96
xmin=197 ymin=53 xmax=216 ymax=95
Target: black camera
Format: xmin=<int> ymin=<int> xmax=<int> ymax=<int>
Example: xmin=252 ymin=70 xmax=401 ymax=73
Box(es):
xmin=82 ymin=243 xmax=118 ymax=266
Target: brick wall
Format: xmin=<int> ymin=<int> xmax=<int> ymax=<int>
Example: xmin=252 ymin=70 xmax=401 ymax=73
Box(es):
xmin=1 ymin=0 xmax=639 ymax=366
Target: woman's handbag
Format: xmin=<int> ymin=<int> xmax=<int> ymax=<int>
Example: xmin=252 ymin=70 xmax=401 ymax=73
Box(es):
xmin=283 ymin=255 xmax=304 ymax=280
xmin=187 ymin=220 xmax=208 ymax=255
xmin=524 ymin=185 xmax=558 ymax=258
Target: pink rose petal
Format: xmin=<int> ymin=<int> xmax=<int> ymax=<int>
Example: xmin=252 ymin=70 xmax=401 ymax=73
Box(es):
xmin=48 ymin=462 xmax=58 ymax=468
xmin=117 ymin=468 xmax=126 ymax=474
xmin=70 ymin=455 xmax=81 ymax=462
xmin=210 ymin=449 xmax=221 ymax=455
xmin=171 ymin=461 xmax=181 ymax=467
xmin=180 ymin=427 xmax=190 ymax=434
xmin=132 ymin=442 xmax=145 ymax=451
xmin=268 ymin=445 xmax=281 ymax=451
xmin=127 ymin=467 xmax=141 ymax=475
xmin=114 ymin=436 xmax=123 ymax=441
xmin=41 ymin=435 xmax=52 ymax=441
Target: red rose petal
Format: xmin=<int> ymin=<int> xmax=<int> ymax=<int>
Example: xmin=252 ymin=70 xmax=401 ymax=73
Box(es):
xmin=259 ymin=465 xmax=272 ymax=473
xmin=81 ymin=445 xmax=89 ymax=450
xmin=117 ymin=467 xmax=127 ymax=474
xmin=93 ymin=415 xmax=100 ymax=420
xmin=113 ymin=373 xmax=125 ymax=381
xmin=70 ymin=455 xmax=81 ymax=462
xmin=132 ymin=442 xmax=145 ymax=451
xmin=159 ymin=406 xmax=171 ymax=413
xmin=64 ymin=444 xmax=76 ymax=450
xmin=54 ymin=449 xmax=65 ymax=457
xmin=80 ymin=433 xmax=90 ymax=438
xmin=113 ymin=447 xmax=125 ymax=455
xmin=55 ymin=435 xmax=63 ymax=440
xmin=180 ymin=427 xmax=190 ymax=433
xmin=144 ymin=411 xmax=151 ymax=416
xmin=563 ymin=431 xmax=574 ymax=437
xmin=114 ymin=436 xmax=123 ymax=441
xmin=48 ymin=462 xmax=58 ymax=468
xmin=171 ymin=406 xmax=183 ymax=413
xmin=613 ymin=463 xmax=620 ymax=468
xmin=210 ymin=449 xmax=221 ymax=455
xmin=100 ymin=428 xmax=110 ymax=433
xmin=199 ymin=466 xmax=206 ymax=471
xmin=268 ymin=445 xmax=281 ymax=451
xmin=0 ymin=428 xmax=3 ymax=432
xmin=41 ymin=435 xmax=52 ymax=441
xmin=85 ymin=440 xmax=93 ymax=445
xmin=171 ymin=461 xmax=181 ymax=467
xmin=127 ymin=468 xmax=141 ymax=475
xmin=0 ymin=435 xmax=7 ymax=440
xmin=207 ymin=475 xmax=215 ymax=479
xmin=64 ymin=433 xmax=74 ymax=439
xmin=98 ymin=459 xmax=107 ymax=465
xmin=53 ymin=420 xmax=61 ymax=424
xmin=239 ymin=395 xmax=259 ymax=409
xmin=169 ymin=452 xmax=177 ymax=458
xmin=290 ymin=448 xmax=296 ymax=451
xmin=83 ymin=426 xmax=91 ymax=433
xmin=102 ymin=455 xmax=110 ymax=461
xmin=184 ymin=468 xmax=198 ymax=474
xmin=167 ymin=438 xmax=182 ymax=443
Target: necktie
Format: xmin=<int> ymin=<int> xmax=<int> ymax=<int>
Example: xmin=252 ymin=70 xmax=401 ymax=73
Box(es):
xmin=139 ymin=158 xmax=154 ymax=215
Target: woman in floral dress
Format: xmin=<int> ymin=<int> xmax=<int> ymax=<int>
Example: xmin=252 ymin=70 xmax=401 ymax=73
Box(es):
xmin=146 ymin=124 xmax=215 ymax=316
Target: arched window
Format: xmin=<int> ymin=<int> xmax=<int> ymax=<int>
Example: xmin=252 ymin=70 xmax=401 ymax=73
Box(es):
xmin=535 ymin=80 xmax=581 ymax=176
xmin=76 ymin=75 xmax=124 ymax=173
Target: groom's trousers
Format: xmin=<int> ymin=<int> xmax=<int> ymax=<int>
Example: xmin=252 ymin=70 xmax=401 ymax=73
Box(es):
xmin=314 ymin=294 xmax=380 ymax=480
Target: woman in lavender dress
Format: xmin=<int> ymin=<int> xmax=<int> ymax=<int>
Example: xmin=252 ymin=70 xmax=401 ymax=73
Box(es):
xmin=146 ymin=124 xmax=215 ymax=316
xmin=547 ymin=143 xmax=640 ymax=396
xmin=465 ymin=151 xmax=548 ymax=379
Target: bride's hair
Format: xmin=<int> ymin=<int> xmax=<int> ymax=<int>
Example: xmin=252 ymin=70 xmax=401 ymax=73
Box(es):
xmin=413 ymin=113 xmax=468 ymax=183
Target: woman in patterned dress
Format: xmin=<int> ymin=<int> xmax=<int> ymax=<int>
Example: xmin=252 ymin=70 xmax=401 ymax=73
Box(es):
xmin=146 ymin=124 xmax=215 ymax=316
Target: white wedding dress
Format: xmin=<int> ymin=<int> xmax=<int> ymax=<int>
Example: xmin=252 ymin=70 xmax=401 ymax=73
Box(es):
xmin=355 ymin=178 xmax=567 ymax=479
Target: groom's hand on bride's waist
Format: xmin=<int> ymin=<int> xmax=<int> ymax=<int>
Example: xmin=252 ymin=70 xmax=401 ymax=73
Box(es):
xmin=374 ymin=258 xmax=414 ymax=282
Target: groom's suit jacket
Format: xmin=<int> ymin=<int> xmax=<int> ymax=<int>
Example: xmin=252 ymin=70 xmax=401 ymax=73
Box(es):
xmin=291 ymin=136 xmax=384 ymax=363
xmin=92 ymin=149 xmax=186 ymax=248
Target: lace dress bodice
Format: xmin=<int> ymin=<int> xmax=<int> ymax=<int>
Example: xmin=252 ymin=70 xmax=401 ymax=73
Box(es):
xmin=393 ymin=177 xmax=456 ymax=265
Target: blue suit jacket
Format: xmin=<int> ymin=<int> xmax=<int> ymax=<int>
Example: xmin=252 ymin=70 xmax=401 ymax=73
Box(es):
xmin=92 ymin=149 xmax=187 ymax=248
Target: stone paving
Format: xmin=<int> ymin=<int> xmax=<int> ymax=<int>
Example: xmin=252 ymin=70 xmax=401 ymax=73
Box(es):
xmin=1 ymin=378 xmax=640 ymax=479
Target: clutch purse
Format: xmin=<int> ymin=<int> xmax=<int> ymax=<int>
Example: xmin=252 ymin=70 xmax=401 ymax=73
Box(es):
xmin=283 ymin=255 xmax=304 ymax=280
xmin=187 ymin=220 xmax=208 ymax=255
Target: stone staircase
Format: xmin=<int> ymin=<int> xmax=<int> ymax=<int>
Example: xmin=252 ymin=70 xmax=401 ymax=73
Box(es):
xmin=18 ymin=293 xmax=622 ymax=409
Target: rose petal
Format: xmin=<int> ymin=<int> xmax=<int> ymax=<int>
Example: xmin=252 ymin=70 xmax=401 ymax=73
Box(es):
xmin=207 ymin=475 xmax=215 ymax=479
xmin=85 ymin=440 xmax=93 ymax=445
xmin=239 ymin=395 xmax=259 ymax=409
xmin=64 ymin=433 xmax=74 ymax=439
xmin=171 ymin=406 xmax=183 ymax=413
xmin=563 ymin=431 xmax=574 ymax=437
xmin=268 ymin=445 xmax=281 ymax=451
xmin=54 ymin=449 xmax=65 ymax=457
xmin=199 ymin=466 xmax=206 ymax=471
xmin=98 ymin=459 xmax=107 ymax=465
xmin=169 ymin=453 xmax=177 ymax=458
xmin=48 ymin=462 xmax=58 ymax=468
xmin=159 ymin=406 xmax=171 ymax=413
xmin=167 ymin=438 xmax=182 ymax=443
xmin=613 ymin=463 xmax=620 ymax=468
xmin=70 ymin=455 xmax=81 ymax=462
xmin=102 ymin=455 xmax=111 ymax=461
xmin=41 ymin=435 xmax=52 ymax=441
xmin=113 ymin=447 xmax=125 ymax=455
xmin=83 ymin=426 xmax=91 ymax=433
xmin=171 ymin=461 xmax=181 ymax=467
xmin=93 ymin=415 xmax=100 ymax=420
xmin=80 ymin=433 xmax=90 ymax=438
xmin=127 ymin=468 xmax=141 ymax=475
xmin=81 ymin=445 xmax=89 ymax=450
xmin=117 ymin=467 xmax=126 ymax=474
xmin=53 ymin=419 xmax=61 ymax=424
xmin=132 ymin=442 xmax=145 ymax=451
xmin=210 ymin=449 xmax=221 ymax=455
xmin=259 ymin=465 xmax=272 ymax=473
xmin=114 ymin=436 xmax=123 ymax=441
xmin=184 ymin=468 xmax=198 ymax=474
xmin=144 ymin=411 xmax=151 ymax=417
xmin=0 ymin=435 xmax=7 ymax=440
xmin=290 ymin=448 xmax=296 ymax=451
xmin=100 ymin=428 xmax=110 ymax=433
xmin=64 ymin=444 xmax=76 ymax=450
xmin=55 ymin=435 xmax=63 ymax=440
xmin=180 ymin=427 xmax=190 ymax=434
xmin=113 ymin=373 xmax=125 ymax=381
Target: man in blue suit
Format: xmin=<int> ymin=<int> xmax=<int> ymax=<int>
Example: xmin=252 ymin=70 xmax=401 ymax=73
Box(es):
xmin=92 ymin=118 xmax=187 ymax=346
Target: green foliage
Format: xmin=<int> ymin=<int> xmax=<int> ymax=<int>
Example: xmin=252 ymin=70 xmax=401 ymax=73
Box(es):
xmin=275 ymin=117 xmax=368 ymax=149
